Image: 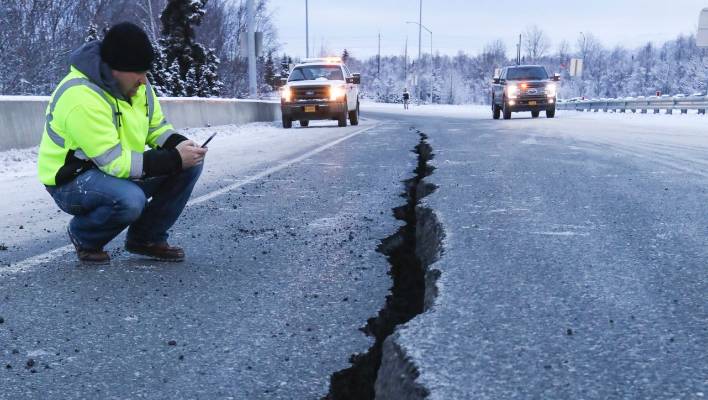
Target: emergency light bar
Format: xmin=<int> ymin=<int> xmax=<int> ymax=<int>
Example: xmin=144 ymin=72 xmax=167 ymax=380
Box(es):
xmin=301 ymin=57 xmax=343 ymax=64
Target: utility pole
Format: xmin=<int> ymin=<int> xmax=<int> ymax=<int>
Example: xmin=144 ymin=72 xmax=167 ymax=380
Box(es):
xmin=418 ymin=0 xmax=423 ymax=101
xmin=404 ymin=36 xmax=408 ymax=86
xmin=429 ymin=31 xmax=433 ymax=102
xmin=247 ymin=0 xmax=257 ymax=98
xmin=579 ymin=32 xmax=586 ymax=98
xmin=305 ymin=0 xmax=310 ymax=58
xmin=517 ymin=34 xmax=521 ymax=65
xmin=377 ymin=32 xmax=381 ymax=77
xmin=146 ymin=0 xmax=157 ymax=41
xmin=449 ymin=71 xmax=453 ymax=104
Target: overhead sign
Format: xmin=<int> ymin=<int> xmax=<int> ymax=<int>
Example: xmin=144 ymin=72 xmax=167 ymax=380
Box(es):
xmin=569 ymin=58 xmax=584 ymax=77
xmin=698 ymin=8 xmax=708 ymax=48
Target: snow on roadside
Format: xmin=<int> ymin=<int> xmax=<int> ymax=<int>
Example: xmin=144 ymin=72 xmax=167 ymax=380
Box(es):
xmin=180 ymin=121 xmax=281 ymax=147
xmin=0 ymin=147 xmax=39 ymax=180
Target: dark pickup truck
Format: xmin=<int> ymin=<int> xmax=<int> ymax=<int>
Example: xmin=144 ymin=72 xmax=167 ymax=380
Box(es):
xmin=491 ymin=65 xmax=560 ymax=120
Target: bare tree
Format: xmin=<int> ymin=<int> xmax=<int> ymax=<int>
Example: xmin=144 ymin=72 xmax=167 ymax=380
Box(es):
xmin=523 ymin=25 xmax=550 ymax=62
xmin=480 ymin=39 xmax=507 ymax=75
xmin=195 ymin=0 xmax=279 ymax=97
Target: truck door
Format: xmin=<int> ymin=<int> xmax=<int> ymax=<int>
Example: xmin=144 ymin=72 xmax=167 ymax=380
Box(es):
xmin=343 ymin=65 xmax=355 ymax=109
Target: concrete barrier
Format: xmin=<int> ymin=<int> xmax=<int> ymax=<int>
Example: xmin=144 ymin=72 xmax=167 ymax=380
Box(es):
xmin=0 ymin=96 xmax=281 ymax=151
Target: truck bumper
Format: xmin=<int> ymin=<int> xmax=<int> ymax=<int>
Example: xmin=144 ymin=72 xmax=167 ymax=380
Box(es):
xmin=281 ymin=101 xmax=347 ymax=120
xmin=508 ymin=96 xmax=556 ymax=112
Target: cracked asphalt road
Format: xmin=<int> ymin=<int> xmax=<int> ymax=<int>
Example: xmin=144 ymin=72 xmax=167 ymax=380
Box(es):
xmin=370 ymin=109 xmax=707 ymax=400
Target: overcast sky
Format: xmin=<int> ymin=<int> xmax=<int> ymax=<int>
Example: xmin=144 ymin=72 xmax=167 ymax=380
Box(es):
xmin=271 ymin=1 xmax=708 ymax=59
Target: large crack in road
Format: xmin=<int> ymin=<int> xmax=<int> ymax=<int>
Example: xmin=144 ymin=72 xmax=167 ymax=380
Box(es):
xmin=323 ymin=129 xmax=445 ymax=400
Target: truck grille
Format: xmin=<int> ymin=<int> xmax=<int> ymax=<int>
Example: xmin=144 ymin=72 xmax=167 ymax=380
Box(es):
xmin=292 ymin=86 xmax=329 ymax=101
xmin=520 ymin=83 xmax=550 ymax=96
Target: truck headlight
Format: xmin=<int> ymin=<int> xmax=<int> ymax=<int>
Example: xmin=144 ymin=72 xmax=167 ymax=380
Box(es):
xmin=546 ymin=83 xmax=557 ymax=97
xmin=507 ymin=85 xmax=519 ymax=99
xmin=330 ymin=85 xmax=346 ymax=101
xmin=281 ymin=87 xmax=292 ymax=102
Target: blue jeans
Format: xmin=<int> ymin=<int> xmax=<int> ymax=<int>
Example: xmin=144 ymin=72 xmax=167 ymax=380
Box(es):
xmin=47 ymin=165 xmax=203 ymax=250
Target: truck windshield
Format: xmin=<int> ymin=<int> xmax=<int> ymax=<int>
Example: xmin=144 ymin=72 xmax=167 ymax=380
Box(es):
xmin=289 ymin=65 xmax=344 ymax=82
xmin=506 ymin=67 xmax=548 ymax=80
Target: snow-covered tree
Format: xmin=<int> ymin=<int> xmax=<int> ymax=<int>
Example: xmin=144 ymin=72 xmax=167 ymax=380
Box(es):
xmin=280 ymin=54 xmax=293 ymax=78
xmin=261 ymin=50 xmax=278 ymax=91
xmin=156 ymin=0 xmax=221 ymax=97
xmin=85 ymin=23 xmax=100 ymax=43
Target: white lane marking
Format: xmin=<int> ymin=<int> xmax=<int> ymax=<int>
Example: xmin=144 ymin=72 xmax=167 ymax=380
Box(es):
xmin=2 ymin=124 xmax=380 ymax=276
xmin=188 ymin=124 xmax=378 ymax=206
xmin=1 ymin=245 xmax=74 ymax=275
xmin=530 ymin=231 xmax=590 ymax=237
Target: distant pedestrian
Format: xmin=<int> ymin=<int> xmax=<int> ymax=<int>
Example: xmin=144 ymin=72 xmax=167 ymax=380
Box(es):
xmin=37 ymin=22 xmax=207 ymax=263
xmin=403 ymin=88 xmax=410 ymax=110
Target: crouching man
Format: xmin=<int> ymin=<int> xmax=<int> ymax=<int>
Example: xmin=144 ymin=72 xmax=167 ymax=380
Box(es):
xmin=37 ymin=22 xmax=207 ymax=263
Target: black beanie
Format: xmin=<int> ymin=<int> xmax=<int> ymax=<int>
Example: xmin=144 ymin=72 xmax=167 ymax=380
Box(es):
xmin=100 ymin=22 xmax=155 ymax=72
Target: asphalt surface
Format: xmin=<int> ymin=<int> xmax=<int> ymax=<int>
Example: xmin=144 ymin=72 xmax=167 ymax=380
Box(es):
xmin=369 ymin=109 xmax=707 ymax=399
xmin=0 ymin=119 xmax=418 ymax=399
xmin=2 ymin=107 xmax=706 ymax=399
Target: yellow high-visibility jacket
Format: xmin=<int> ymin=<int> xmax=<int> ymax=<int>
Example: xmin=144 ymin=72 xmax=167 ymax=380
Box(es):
xmin=38 ymin=42 xmax=182 ymax=186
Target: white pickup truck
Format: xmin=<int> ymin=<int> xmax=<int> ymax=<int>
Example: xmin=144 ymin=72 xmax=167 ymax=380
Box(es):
xmin=280 ymin=58 xmax=361 ymax=128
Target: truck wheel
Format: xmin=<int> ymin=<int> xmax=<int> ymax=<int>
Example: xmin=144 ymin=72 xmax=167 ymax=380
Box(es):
xmin=546 ymin=108 xmax=556 ymax=118
xmin=531 ymin=111 xmax=540 ymax=118
xmin=282 ymin=116 xmax=292 ymax=129
xmin=338 ymin=102 xmax=348 ymax=127
xmin=503 ymin=102 xmax=512 ymax=120
xmin=493 ymin=104 xmax=501 ymax=120
xmin=349 ymin=102 xmax=359 ymax=126
xmin=299 ymin=120 xmax=309 ymax=127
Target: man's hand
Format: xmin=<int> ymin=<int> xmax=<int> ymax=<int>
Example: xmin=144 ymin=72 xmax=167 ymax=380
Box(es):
xmin=176 ymin=140 xmax=208 ymax=169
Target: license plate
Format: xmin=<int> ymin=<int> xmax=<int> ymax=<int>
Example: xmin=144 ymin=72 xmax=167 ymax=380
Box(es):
xmin=304 ymin=106 xmax=316 ymax=112
xmin=528 ymin=101 xmax=537 ymax=106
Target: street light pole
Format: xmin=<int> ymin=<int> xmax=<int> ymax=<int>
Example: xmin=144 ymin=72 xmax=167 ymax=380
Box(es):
xmin=579 ymin=31 xmax=586 ymax=97
xmin=406 ymin=21 xmax=432 ymax=101
xmin=418 ymin=0 xmax=422 ymax=62
xmin=517 ymin=34 xmax=522 ymax=65
xmin=305 ymin=0 xmax=310 ymax=58
xmin=418 ymin=0 xmax=422 ymax=101
xmin=246 ymin=0 xmax=257 ymax=98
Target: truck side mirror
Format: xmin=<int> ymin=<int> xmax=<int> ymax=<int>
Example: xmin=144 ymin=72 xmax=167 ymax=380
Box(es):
xmin=493 ymin=77 xmax=501 ymax=84
xmin=280 ymin=77 xmax=288 ymax=86
xmin=351 ymin=73 xmax=361 ymax=84
xmin=552 ymin=73 xmax=561 ymax=82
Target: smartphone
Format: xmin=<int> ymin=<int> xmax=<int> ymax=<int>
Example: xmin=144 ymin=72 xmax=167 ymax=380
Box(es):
xmin=201 ymin=132 xmax=217 ymax=148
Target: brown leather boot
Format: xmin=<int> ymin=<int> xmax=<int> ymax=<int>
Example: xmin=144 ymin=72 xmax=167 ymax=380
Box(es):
xmin=125 ymin=241 xmax=185 ymax=262
xmin=67 ymin=226 xmax=110 ymax=264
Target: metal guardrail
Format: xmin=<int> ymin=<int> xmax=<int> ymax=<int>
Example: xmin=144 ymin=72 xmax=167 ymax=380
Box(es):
xmin=557 ymin=95 xmax=708 ymax=114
